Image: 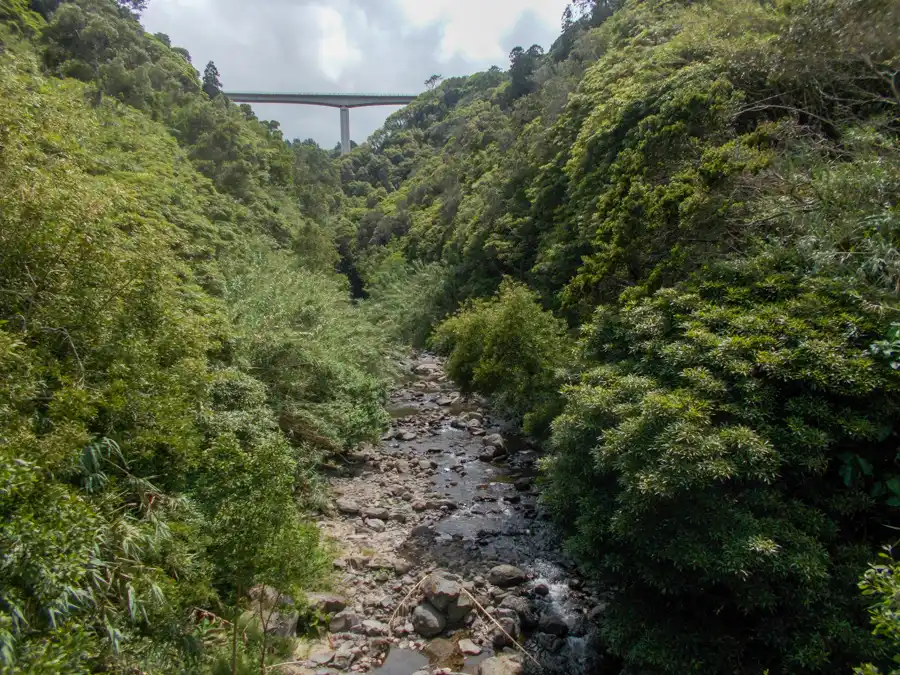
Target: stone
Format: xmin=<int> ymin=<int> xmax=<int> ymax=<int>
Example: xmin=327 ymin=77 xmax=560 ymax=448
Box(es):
xmin=490 ymin=616 xmax=520 ymax=649
xmin=488 ymin=564 xmax=527 ymax=587
xmin=412 ymin=500 xmax=427 ymax=511
xmin=513 ymin=477 xmax=533 ymax=491
xmin=308 ymin=648 xmax=335 ymax=665
xmin=306 ymin=593 xmax=347 ymax=614
xmin=362 ymin=619 xmax=389 ymax=636
xmin=265 ymin=610 xmax=299 ymax=638
xmin=423 ymin=638 xmax=462 ymax=667
xmin=329 ymin=610 xmax=362 ymax=633
xmin=483 ymin=433 xmax=504 ymax=448
xmin=247 ymin=584 xmax=293 ymax=610
xmin=437 ymin=396 xmax=454 ymax=406
xmin=500 ymin=595 xmax=537 ymax=629
xmin=423 ymin=573 xmax=462 ymax=612
xmin=333 ymin=644 xmax=356 ymax=669
xmin=393 ymin=558 xmax=414 ymax=575
xmin=411 ymin=525 xmax=432 ymax=537
xmin=365 ymin=518 xmax=386 ymax=532
xmin=446 ymin=590 xmax=474 ymax=626
xmin=458 ymin=638 xmax=482 ymax=655
xmin=336 ymin=498 xmax=360 ymax=515
xmin=538 ymin=608 xmax=569 ymax=636
xmin=533 ymin=583 xmax=550 ymax=597
xmin=400 ymin=431 xmax=417 ymax=441
xmin=362 ymin=507 xmax=390 ymax=520
xmin=411 ymin=600 xmax=446 ymax=638
xmin=477 ymin=655 xmax=524 ymax=675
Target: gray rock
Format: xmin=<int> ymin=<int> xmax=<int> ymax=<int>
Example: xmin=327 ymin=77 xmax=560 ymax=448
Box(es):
xmin=400 ymin=431 xmax=417 ymax=441
xmin=333 ymin=643 xmax=356 ymax=669
xmin=477 ymin=655 xmax=524 ymax=675
xmin=362 ymin=619 xmax=389 ymax=636
xmin=411 ymin=600 xmax=446 ymax=637
xmin=488 ymin=564 xmax=527 ymax=587
xmin=365 ymin=518 xmax=386 ymax=532
xmin=446 ymin=588 xmax=474 ymax=626
xmin=483 ymin=433 xmax=504 ymax=448
xmin=514 ymin=477 xmax=534 ymax=491
xmin=308 ymin=648 xmax=335 ymax=665
xmin=393 ymin=558 xmax=414 ymax=575
xmin=335 ymin=498 xmax=360 ymax=515
xmin=306 ymin=592 xmax=347 ymax=614
xmin=500 ymin=595 xmax=537 ymax=629
xmin=424 ymin=573 xmax=462 ymax=612
xmin=329 ymin=610 xmax=361 ymax=633
xmin=411 ymin=525 xmax=432 ymax=537
xmin=538 ymin=608 xmax=569 ymax=636
xmin=490 ymin=616 xmax=520 ymax=649
xmin=459 ymin=638 xmax=482 ymax=655
xmin=362 ymin=507 xmax=390 ymax=520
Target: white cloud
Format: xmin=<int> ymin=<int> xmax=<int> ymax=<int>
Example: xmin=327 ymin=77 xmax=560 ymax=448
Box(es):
xmin=312 ymin=5 xmax=362 ymax=81
xmin=395 ymin=0 xmax=569 ymax=61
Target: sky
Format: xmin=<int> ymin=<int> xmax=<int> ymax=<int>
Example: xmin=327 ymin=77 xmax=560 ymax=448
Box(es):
xmin=141 ymin=0 xmax=571 ymax=148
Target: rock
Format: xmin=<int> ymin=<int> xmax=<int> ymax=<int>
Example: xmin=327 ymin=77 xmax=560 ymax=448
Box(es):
xmin=424 ymin=573 xmax=462 ymax=612
xmin=362 ymin=619 xmax=389 ymax=636
xmin=500 ymin=595 xmax=537 ymax=629
xmin=265 ymin=610 xmax=299 ymax=638
xmin=490 ymin=616 xmax=520 ymax=649
xmin=458 ymin=638 xmax=482 ymax=655
xmin=483 ymin=433 xmax=504 ymax=448
xmin=479 ymin=450 xmax=497 ymax=462
xmin=437 ymin=396 xmax=454 ymax=406
xmin=477 ymin=655 xmax=524 ymax=675
xmin=533 ymin=583 xmax=550 ymax=597
xmin=247 ymin=584 xmax=293 ymax=610
xmin=336 ymin=498 xmax=360 ymax=515
xmin=423 ymin=637 xmax=462 ymax=667
xmin=389 ymin=510 xmax=407 ymax=522
xmin=568 ymin=577 xmax=583 ymax=590
xmin=412 ymin=500 xmax=427 ymax=512
xmin=513 ymin=477 xmax=534 ymax=491
xmin=365 ymin=518 xmax=386 ymax=532
xmin=400 ymin=431 xmax=417 ymax=441
xmin=411 ymin=525 xmax=432 ymax=537
xmin=308 ymin=648 xmax=335 ymax=665
xmin=488 ymin=564 xmax=527 ymax=587
xmin=306 ymin=593 xmax=347 ymax=614
xmin=329 ymin=610 xmax=362 ymax=633
xmin=393 ymin=558 xmax=414 ymax=575
xmin=333 ymin=643 xmax=356 ymax=669
xmin=411 ymin=601 xmax=446 ymax=637
xmin=362 ymin=507 xmax=390 ymax=520
xmin=446 ymin=590 xmax=474 ymax=626
xmin=467 ymin=418 xmax=483 ymax=429
xmin=538 ymin=608 xmax=569 ymax=636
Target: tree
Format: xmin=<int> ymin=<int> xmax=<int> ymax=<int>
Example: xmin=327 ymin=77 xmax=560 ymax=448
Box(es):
xmin=508 ymin=44 xmax=543 ymax=100
xmin=202 ymin=60 xmax=222 ymax=98
xmin=425 ymin=73 xmax=443 ymax=90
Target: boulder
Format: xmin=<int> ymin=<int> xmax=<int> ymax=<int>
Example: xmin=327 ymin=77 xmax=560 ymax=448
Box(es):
xmin=335 ymin=498 xmax=360 ymax=515
xmin=365 ymin=518 xmax=386 ymax=532
xmin=477 ymin=655 xmax=524 ymax=675
xmin=329 ymin=610 xmax=362 ymax=633
xmin=362 ymin=619 xmax=389 ymax=636
xmin=488 ymin=564 xmax=527 ymax=587
xmin=459 ymin=638 xmax=482 ymax=655
xmin=490 ymin=616 xmax=521 ymax=649
xmin=306 ymin=592 xmax=347 ymax=614
xmin=500 ymin=594 xmax=537 ymax=629
xmin=446 ymin=589 xmax=474 ymax=626
xmin=411 ymin=600 xmax=446 ymax=638
xmin=362 ymin=506 xmax=390 ymax=520
xmin=513 ymin=477 xmax=534 ymax=491
xmin=538 ymin=608 xmax=569 ymax=636
xmin=423 ymin=573 xmax=462 ymax=612
xmin=482 ymin=433 xmax=504 ymax=448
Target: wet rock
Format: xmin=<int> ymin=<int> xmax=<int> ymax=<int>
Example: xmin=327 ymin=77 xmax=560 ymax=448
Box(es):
xmin=483 ymin=433 xmax=504 ymax=448
xmin=400 ymin=431 xmax=418 ymax=441
xmin=459 ymin=638 xmax=482 ymax=655
xmin=329 ymin=610 xmax=362 ymax=633
xmin=437 ymin=396 xmax=455 ymax=406
xmin=477 ymin=655 xmax=524 ymax=675
xmin=500 ymin=595 xmax=537 ymax=629
xmin=423 ymin=637 xmax=462 ymax=667
xmin=411 ymin=524 xmax=433 ymax=537
xmin=335 ymin=498 xmax=360 ymax=515
xmin=538 ymin=608 xmax=569 ymax=636
xmin=306 ymin=592 xmax=347 ymax=614
xmin=533 ymin=584 xmax=550 ymax=597
xmin=513 ymin=477 xmax=534 ymax=491
xmin=412 ymin=600 xmax=446 ymax=637
xmin=490 ymin=616 xmax=521 ymax=649
xmin=488 ymin=564 xmax=527 ymax=587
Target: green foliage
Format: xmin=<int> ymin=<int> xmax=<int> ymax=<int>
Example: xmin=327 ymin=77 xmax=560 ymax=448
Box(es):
xmin=431 ymin=280 xmax=572 ymax=434
xmin=0 ymin=1 xmax=389 ymax=671
xmin=544 ymin=256 xmax=900 ymax=673
xmin=855 ymin=547 xmax=900 ymax=675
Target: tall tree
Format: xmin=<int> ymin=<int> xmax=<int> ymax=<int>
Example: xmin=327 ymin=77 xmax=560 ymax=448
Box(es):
xmin=202 ymin=60 xmax=222 ymax=98
xmin=425 ymin=74 xmax=443 ymax=90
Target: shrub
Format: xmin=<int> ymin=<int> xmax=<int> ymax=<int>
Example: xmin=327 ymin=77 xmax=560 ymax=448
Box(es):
xmin=431 ymin=279 xmax=572 ymax=434
xmin=544 ymin=255 xmax=900 ymax=674
xmin=855 ymin=547 xmax=900 ymax=675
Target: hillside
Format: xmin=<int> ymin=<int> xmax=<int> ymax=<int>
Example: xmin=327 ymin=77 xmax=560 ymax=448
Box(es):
xmin=342 ymin=0 xmax=900 ymax=673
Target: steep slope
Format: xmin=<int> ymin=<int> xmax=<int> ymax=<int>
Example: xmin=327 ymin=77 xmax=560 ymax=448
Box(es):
xmin=0 ymin=2 xmax=387 ymax=672
xmin=344 ymin=0 xmax=900 ymax=673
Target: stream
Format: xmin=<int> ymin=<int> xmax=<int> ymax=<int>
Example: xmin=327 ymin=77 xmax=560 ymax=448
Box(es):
xmin=305 ymin=353 xmax=606 ymax=675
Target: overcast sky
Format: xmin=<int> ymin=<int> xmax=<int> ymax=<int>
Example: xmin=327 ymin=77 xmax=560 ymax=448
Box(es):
xmin=142 ymin=0 xmax=570 ymax=148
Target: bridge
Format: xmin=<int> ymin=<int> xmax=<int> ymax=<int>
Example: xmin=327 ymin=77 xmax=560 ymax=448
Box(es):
xmin=224 ymin=92 xmax=419 ymax=155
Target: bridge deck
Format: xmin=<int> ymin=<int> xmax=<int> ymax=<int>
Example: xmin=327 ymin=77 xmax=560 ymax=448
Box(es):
xmin=224 ymin=92 xmax=418 ymax=108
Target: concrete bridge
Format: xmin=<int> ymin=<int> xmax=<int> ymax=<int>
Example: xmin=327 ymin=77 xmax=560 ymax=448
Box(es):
xmin=224 ymin=92 xmax=418 ymax=154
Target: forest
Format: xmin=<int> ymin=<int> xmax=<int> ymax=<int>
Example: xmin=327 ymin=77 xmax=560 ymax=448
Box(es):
xmin=0 ymin=0 xmax=898 ymax=673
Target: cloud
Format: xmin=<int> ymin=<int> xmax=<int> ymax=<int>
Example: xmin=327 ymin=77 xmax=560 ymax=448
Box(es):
xmin=141 ymin=0 xmax=568 ymax=147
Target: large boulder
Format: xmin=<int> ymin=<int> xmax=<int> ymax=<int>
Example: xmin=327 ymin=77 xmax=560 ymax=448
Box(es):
xmin=488 ymin=564 xmax=527 ymax=587
xmin=411 ymin=600 xmax=446 ymax=637
xmin=477 ymin=654 xmax=523 ymax=675
xmin=538 ymin=607 xmax=569 ymax=636
xmin=482 ymin=433 xmax=504 ymax=448
xmin=423 ymin=572 xmax=462 ymax=612
xmin=329 ymin=610 xmax=362 ymax=633
xmin=500 ymin=595 xmax=537 ymax=629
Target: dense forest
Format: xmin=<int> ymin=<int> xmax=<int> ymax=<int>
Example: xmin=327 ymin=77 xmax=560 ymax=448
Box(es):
xmin=1 ymin=0 xmax=899 ymax=673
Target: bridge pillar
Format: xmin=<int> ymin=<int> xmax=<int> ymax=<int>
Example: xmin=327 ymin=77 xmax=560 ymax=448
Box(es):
xmin=340 ymin=107 xmax=350 ymax=155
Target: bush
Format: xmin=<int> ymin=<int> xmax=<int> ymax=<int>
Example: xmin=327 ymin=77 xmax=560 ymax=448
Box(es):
xmin=855 ymin=547 xmax=900 ymax=675
xmin=544 ymin=255 xmax=900 ymax=674
xmin=431 ymin=279 xmax=572 ymax=434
